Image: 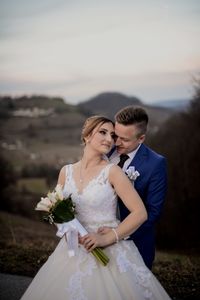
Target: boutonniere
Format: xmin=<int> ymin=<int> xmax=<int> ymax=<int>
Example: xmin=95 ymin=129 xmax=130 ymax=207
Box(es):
xmin=125 ymin=166 xmax=140 ymax=181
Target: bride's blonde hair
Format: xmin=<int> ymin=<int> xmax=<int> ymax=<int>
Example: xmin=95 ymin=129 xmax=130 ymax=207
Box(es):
xmin=81 ymin=115 xmax=114 ymax=144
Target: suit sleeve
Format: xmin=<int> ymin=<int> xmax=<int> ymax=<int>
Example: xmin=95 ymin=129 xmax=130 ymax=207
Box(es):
xmin=140 ymin=157 xmax=167 ymax=228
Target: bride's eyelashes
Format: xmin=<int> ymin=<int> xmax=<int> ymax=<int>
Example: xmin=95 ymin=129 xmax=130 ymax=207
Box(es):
xmin=99 ymin=130 xmax=115 ymax=140
xmin=99 ymin=129 xmax=107 ymax=135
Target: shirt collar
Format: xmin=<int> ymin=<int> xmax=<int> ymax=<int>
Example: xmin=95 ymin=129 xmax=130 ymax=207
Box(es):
xmin=126 ymin=143 xmax=141 ymax=161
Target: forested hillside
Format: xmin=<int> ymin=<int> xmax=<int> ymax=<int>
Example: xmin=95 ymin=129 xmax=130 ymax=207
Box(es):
xmin=0 ymin=93 xmax=174 ymax=169
xmin=148 ymin=82 xmax=200 ymax=250
xmin=0 ymin=89 xmax=199 ymax=252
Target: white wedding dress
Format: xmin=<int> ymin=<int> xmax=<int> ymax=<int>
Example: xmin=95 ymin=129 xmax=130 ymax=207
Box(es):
xmin=21 ymin=164 xmax=171 ymax=300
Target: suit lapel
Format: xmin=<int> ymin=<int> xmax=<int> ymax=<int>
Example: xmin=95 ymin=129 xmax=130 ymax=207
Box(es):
xmin=127 ymin=144 xmax=148 ymax=169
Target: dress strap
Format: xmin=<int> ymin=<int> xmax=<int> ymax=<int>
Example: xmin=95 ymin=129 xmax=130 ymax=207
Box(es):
xmin=65 ymin=164 xmax=72 ymax=182
xmin=103 ymin=163 xmax=114 ymax=179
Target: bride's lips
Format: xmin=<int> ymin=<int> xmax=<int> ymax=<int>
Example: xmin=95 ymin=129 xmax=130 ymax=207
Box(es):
xmin=102 ymin=143 xmax=111 ymax=149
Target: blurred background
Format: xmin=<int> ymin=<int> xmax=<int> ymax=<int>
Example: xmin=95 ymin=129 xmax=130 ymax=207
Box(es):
xmin=0 ymin=1 xmax=200 ymax=299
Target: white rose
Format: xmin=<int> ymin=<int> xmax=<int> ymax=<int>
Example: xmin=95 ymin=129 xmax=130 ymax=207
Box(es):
xmin=47 ymin=191 xmax=57 ymax=204
xmin=55 ymin=184 xmax=64 ymax=201
xmin=35 ymin=201 xmax=50 ymax=212
xmin=40 ymin=196 xmax=52 ymax=207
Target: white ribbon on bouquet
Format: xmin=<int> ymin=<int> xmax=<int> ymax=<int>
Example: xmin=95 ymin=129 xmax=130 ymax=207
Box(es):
xmin=56 ymin=218 xmax=88 ymax=257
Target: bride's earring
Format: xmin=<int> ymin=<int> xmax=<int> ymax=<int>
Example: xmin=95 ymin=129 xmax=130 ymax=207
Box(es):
xmin=85 ymin=138 xmax=91 ymax=144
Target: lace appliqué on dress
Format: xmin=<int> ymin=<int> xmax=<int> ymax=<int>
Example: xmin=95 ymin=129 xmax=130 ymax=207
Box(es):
xmin=63 ymin=164 xmax=117 ymax=300
xmin=66 ymin=247 xmax=98 ymax=300
xmin=63 ymin=164 xmax=118 ymax=233
xmin=110 ymin=242 xmax=153 ymax=299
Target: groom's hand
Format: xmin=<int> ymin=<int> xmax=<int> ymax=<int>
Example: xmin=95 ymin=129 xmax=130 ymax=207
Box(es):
xmin=97 ymin=226 xmax=112 ymax=235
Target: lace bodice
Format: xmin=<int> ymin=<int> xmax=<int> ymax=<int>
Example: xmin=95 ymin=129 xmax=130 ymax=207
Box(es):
xmin=63 ymin=163 xmax=119 ymax=232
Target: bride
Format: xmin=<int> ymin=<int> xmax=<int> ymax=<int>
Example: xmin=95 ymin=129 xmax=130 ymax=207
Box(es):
xmin=21 ymin=115 xmax=171 ymax=300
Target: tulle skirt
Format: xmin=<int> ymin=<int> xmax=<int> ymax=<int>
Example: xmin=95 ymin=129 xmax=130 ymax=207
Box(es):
xmin=20 ymin=237 xmax=171 ymax=300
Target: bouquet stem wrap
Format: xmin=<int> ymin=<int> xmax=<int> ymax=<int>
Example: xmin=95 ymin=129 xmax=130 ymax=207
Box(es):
xmin=56 ymin=218 xmax=87 ymax=257
xmin=56 ymin=218 xmax=109 ymax=266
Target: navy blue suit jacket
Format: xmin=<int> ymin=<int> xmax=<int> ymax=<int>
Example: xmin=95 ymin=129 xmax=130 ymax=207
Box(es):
xmin=109 ymin=144 xmax=167 ymax=269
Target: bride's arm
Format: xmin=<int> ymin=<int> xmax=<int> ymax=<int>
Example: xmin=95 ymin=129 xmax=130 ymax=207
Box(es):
xmin=81 ymin=165 xmax=147 ymax=251
xmin=57 ymin=166 xmax=66 ymax=187
xmin=108 ymin=165 xmax=147 ymax=239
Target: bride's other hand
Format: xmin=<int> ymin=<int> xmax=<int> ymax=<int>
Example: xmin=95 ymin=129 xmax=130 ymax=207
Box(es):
xmin=97 ymin=226 xmax=112 ymax=234
xmin=80 ymin=232 xmax=113 ymax=252
xmin=81 ymin=233 xmax=102 ymax=251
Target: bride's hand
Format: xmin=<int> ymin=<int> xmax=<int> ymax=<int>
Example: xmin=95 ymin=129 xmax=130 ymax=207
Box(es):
xmin=80 ymin=233 xmax=108 ymax=252
xmin=97 ymin=226 xmax=112 ymax=234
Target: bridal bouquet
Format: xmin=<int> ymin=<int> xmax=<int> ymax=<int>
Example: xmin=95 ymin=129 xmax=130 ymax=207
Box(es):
xmin=35 ymin=184 xmax=109 ymax=266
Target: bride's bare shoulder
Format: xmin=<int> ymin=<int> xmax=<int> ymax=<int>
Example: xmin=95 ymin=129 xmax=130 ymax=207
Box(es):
xmin=57 ymin=162 xmax=79 ymax=186
xmin=72 ymin=161 xmax=80 ymax=168
xmin=57 ymin=165 xmax=67 ymax=187
xmin=108 ymin=164 xmax=125 ymax=180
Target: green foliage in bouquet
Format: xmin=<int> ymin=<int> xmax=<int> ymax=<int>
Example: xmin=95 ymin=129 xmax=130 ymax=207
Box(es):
xmin=43 ymin=196 xmax=75 ymax=224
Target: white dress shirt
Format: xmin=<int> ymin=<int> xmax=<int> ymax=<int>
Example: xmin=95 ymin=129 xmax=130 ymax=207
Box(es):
xmin=109 ymin=144 xmax=141 ymax=171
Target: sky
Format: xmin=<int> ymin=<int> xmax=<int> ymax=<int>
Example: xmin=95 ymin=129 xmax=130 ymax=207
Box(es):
xmin=0 ymin=0 xmax=199 ymax=104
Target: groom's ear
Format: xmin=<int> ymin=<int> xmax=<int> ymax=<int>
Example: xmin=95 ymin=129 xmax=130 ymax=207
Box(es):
xmin=138 ymin=134 xmax=145 ymax=144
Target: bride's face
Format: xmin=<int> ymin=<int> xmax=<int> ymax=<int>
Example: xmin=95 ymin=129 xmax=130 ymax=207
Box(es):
xmin=88 ymin=122 xmax=115 ymax=154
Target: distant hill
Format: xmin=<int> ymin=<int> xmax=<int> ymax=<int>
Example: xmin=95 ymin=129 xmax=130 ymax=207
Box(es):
xmin=150 ymin=99 xmax=191 ymax=111
xmin=0 ymin=93 xmax=175 ymax=169
xmin=78 ymin=92 xmax=142 ymax=118
xmin=78 ymin=92 xmax=174 ymax=132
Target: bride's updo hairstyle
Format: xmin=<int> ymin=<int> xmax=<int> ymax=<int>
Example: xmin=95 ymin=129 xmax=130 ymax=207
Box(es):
xmin=81 ymin=115 xmax=114 ymax=145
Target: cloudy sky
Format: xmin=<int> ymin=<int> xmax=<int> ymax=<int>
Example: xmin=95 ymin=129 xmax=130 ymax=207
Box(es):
xmin=0 ymin=0 xmax=199 ymax=104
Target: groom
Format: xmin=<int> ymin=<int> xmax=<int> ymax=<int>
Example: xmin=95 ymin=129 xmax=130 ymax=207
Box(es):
xmin=109 ymin=106 xmax=167 ymax=269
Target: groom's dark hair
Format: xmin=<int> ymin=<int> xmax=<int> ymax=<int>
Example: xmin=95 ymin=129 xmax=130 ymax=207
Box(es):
xmin=115 ymin=106 xmax=148 ymax=136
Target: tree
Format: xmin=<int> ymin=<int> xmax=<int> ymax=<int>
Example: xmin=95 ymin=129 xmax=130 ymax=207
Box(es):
xmin=148 ymin=81 xmax=200 ymax=250
xmin=0 ymin=155 xmax=17 ymax=210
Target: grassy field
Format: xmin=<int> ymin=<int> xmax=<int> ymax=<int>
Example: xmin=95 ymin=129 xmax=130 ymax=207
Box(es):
xmin=0 ymin=211 xmax=199 ymax=300
xmin=17 ymin=178 xmax=49 ymax=194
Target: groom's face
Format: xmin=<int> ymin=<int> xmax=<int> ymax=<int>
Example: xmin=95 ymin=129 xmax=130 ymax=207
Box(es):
xmin=114 ymin=122 xmax=145 ymax=154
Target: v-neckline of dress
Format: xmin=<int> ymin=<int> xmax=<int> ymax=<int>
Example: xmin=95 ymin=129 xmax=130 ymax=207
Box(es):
xmin=70 ymin=164 xmax=108 ymax=196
